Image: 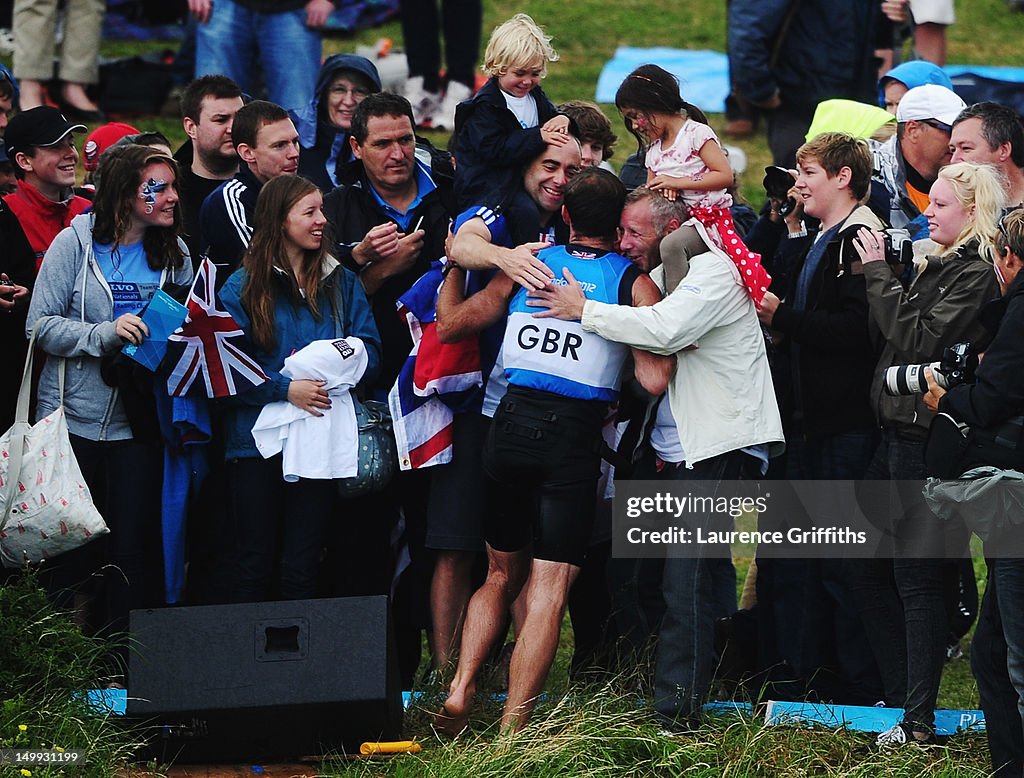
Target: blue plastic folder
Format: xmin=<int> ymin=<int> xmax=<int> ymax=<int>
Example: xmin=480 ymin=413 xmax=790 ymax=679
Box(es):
xmin=122 ymin=289 xmax=188 ymax=371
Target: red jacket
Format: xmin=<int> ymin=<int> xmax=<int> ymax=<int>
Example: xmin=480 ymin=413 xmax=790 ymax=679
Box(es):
xmin=4 ymin=180 xmax=90 ymax=270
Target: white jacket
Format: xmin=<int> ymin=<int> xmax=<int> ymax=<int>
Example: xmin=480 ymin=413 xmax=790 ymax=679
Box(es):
xmin=252 ymin=337 xmax=368 ymax=481
xmin=581 ymin=221 xmax=785 ymax=466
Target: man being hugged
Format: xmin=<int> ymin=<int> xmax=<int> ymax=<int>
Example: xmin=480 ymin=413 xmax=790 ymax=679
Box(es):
xmin=436 ymin=168 xmax=670 ymax=734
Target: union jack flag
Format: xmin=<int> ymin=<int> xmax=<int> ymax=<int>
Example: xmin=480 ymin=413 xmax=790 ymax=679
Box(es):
xmin=389 ymin=260 xmax=484 ymax=470
xmin=162 ymin=258 xmax=268 ymax=398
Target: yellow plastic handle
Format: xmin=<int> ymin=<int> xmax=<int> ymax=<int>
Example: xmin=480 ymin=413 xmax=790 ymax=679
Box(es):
xmin=359 ymin=740 xmax=422 ymax=755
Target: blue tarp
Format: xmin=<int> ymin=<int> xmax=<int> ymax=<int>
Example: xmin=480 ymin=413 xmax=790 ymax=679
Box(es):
xmin=765 ymin=700 xmax=985 ymax=735
xmin=595 ymin=48 xmax=729 ymax=113
xmin=595 ymin=48 xmax=1024 ymax=116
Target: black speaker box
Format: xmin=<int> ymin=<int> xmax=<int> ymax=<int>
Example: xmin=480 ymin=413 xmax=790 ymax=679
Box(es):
xmin=127 ymin=596 xmax=402 ymax=763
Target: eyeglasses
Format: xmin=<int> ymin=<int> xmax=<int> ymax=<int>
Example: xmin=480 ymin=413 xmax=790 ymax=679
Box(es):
xmin=921 ymin=119 xmax=952 ymax=133
xmin=329 ymin=85 xmax=371 ymax=100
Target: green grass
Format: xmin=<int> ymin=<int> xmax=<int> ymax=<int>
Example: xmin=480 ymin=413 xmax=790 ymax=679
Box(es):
xmin=0 ymin=574 xmax=147 ymax=778
xmin=4 ymin=0 xmax=1024 ymax=774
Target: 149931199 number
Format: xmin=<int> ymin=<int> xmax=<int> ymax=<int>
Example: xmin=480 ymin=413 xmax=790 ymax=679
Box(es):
xmin=0 ymin=749 xmax=85 ymax=765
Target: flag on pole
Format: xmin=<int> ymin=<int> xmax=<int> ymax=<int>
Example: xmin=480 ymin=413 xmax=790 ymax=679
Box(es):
xmin=162 ymin=258 xmax=268 ymax=398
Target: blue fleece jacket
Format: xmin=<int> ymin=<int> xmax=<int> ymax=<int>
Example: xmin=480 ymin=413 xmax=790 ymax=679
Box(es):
xmin=218 ymin=257 xmax=381 ymax=459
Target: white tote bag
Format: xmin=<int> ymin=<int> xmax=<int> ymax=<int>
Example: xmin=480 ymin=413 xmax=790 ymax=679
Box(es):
xmin=0 ymin=329 xmax=108 ymax=567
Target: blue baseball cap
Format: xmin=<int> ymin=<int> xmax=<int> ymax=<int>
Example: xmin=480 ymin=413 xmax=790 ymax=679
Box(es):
xmin=0 ymin=63 xmax=18 ymax=101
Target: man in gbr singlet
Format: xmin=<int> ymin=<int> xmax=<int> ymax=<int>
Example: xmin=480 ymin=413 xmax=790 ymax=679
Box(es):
xmin=435 ymin=167 xmax=671 ymax=734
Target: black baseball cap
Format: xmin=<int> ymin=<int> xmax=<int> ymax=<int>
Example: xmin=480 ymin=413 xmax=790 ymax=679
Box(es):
xmin=5 ymin=106 xmax=86 ymax=159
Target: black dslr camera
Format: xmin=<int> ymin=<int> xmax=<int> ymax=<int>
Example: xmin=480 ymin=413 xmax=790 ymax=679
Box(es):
xmin=762 ymin=166 xmax=797 ymax=217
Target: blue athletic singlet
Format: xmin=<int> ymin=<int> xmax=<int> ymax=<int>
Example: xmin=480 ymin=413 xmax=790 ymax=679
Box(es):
xmin=503 ymin=244 xmax=633 ymax=401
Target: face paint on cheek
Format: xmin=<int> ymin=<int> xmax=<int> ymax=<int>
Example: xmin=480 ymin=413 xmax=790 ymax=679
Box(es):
xmin=140 ymin=178 xmax=168 ymax=214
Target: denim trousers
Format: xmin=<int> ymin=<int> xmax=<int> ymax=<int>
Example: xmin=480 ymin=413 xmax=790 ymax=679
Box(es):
xmin=652 ymin=448 xmax=755 ymax=725
xmin=844 ymin=430 xmax=967 ymax=728
xmin=193 ymin=0 xmax=320 ymax=112
xmin=756 ymin=429 xmax=884 ymax=705
xmin=47 ymin=435 xmax=164 ymax=660
xmin=225 ymin=454 xmax=335 ymax=603
xmin=973 ymin=558 xmax=1024 ymax=777
xmin=609 ymin=448 xmax=736 ymax=663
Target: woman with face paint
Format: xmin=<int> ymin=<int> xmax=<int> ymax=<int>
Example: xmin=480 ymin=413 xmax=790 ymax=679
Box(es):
xmin=25 ymin=144 xmax=193 ymax=677
xmin=845 ymin=162 xmax=1005 ymax=747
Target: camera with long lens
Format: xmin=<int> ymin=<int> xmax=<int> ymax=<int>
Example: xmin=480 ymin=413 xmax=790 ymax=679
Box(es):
xmin=762 ymin=166 xmax=797 ymax=217
xmin=882 ymin=227 xmax=913 ymax=269
xmin=883 ymin=342 xmax=978 ymax=396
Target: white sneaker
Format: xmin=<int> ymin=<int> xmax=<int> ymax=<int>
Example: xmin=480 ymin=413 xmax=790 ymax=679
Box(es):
xmin=0 ymin=28 xmax=13 ymax=57
xmin=876 ymin=723 xmax=909 ymax=747
xmin=433 ymin=81 xmax=473 ymax=131
xmin=403 ymin=76 xmax=442 ymax=128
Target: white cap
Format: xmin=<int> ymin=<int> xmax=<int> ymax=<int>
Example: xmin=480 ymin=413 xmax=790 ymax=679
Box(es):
xmin=895 ymin=84 xmax=966 ymax=128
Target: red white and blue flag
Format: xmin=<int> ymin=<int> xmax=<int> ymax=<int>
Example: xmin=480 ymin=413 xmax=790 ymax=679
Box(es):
xmin=388 ymin=260 xmax=483 ymax=470
xmin=163 ymin=258 xmax=268 ymax=398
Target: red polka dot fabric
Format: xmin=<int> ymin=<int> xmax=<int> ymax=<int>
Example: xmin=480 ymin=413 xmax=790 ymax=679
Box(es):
xmin=689 ymin=206 xmax=771 ymax=308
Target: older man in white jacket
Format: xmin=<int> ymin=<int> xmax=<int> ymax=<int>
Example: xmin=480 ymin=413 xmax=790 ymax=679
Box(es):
xmin=530 ymin=218 xmax=785 ymax=728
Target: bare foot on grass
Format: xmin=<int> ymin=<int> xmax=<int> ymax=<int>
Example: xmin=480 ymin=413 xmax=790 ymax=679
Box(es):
xmin=433 ymin=684 xmax=474 ymax=737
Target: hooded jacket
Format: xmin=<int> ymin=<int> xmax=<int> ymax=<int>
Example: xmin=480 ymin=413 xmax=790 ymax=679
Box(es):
xmin=867 ymin=238 xmax=999 ymax=437
xmin=868 ymin=134 xmax=932 ymax=240
xmin=26 ymin=213 xmax=193 ymax=441
xmin=452 ymin=77 xmax=558 ymax=210
xmin=290 ymin=54 xmax=382 ymax=193
xmin=4 ymin=180 xmax=91 ymax=269
xmin=877 ymin=60 xmax=954 ymax=108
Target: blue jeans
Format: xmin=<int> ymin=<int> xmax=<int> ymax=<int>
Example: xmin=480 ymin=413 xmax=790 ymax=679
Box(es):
xmin=225 ymin=455 xmax=335 ymax=603
xmin=973 ymin=558 xmax=1024 ymax=777
xmin=756 ymin=429 xmax=883 ymax=705
xmin=193 ymin=0 xmax=320 ymax=112
xmin=845 ymin=430 xmax=967 ymax=728
xmin=609 ymin=450 xmax=737 ymax=663
xmin=653 ymin=449 xmax=756 ymax=726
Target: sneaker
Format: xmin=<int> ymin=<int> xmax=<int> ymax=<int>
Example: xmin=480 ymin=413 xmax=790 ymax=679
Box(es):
xmin=433 ymin=80 xmax=473 ymax=131
xmin=876 ymin=721 xmax=935 ymax=747
xmin=946 ymin=638 xmax=963 ymax=661
xmin=0 ymin=28 xmax=12 ymax=56
xmin=403 ymin=75 xmax=442 ymax=128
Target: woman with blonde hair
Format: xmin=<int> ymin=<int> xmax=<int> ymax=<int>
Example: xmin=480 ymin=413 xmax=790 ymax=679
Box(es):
xmin=218 ymin=174 xmax=381 ymax=603
xmin=847 ymin=161 xmax=1005 ymax=747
